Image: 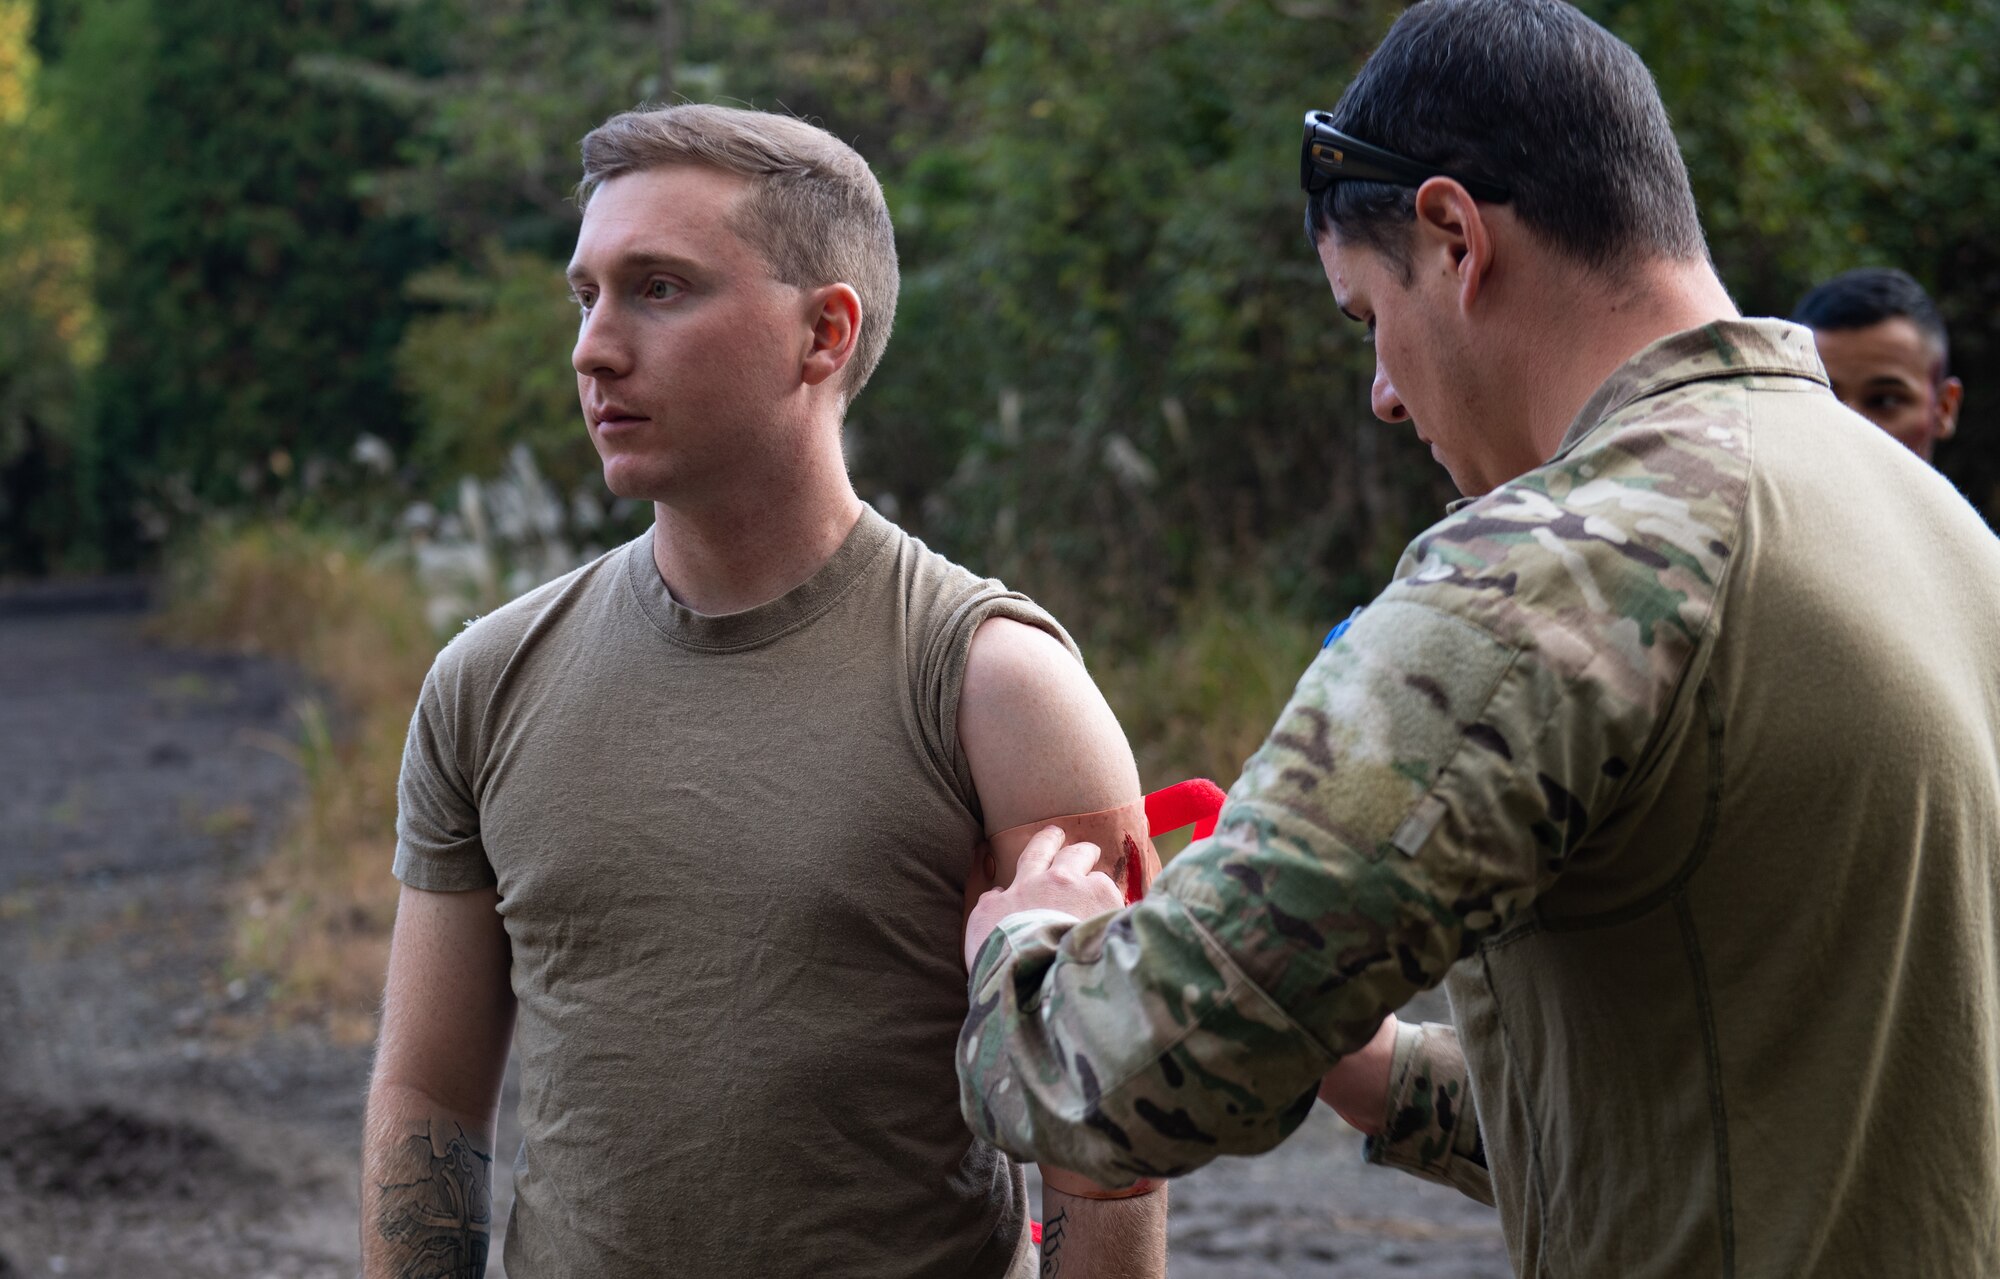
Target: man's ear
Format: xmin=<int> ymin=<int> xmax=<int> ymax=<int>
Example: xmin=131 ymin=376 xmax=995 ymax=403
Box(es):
xmin=801 ymin=283 xmax=862 ymax=389
xmin=1937 ymin=376 xmax=1964 ymax=442
xmin=1412 ymin=177 xmax=1494 ymax=315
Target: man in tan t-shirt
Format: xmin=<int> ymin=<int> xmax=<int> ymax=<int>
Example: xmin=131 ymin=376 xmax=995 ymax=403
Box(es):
xmin=360 ymin=105 xmax=1168 ymax=1278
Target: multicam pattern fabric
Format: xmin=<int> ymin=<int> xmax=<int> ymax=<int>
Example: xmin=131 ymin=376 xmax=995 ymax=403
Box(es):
xmin=1363 ymin=1020 xmax=1490 ymax=1204
xmin=959 ymin=321 xmax=1810 ymax=1186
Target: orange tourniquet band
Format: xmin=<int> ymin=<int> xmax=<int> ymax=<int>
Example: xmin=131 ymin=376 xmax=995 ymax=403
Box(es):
xmin=1039 ymin=1166 xmax=1167 ymax=1200
xmin=984 ymin=797 xmax=1162 ymax=905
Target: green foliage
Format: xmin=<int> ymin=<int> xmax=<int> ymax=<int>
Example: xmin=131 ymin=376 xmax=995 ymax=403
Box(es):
xmin=863 ymin=0 xmax=1444 ymax=624
xmin=1600 ymin=0 xmax=2000 ymax=519
xmin=40 ymin=0 xmax=437 ymax=561
xmin=861 ymin=0 xmax=2000 ymax=603
xmin=313 ymin=0 xmax=654 ymax=260
xmin=7 ymin=0 xmax=1998 ymax=580
xmin=1094 ymin=588 xmax=1326 ymax=794
xmin=395 ymin=248 xmax=598 ymax=494
xmin=0 ymin=0 xmax=96 ymax=573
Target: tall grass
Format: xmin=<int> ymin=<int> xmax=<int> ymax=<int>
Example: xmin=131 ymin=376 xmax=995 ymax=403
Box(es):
xmin=1089 ymin=593 xmax=1323 ymax=858
xmin=158 ymin=522 xmax=1324 ymax=1038
xmin=156 ymin=524 xmax=438 ymax=1042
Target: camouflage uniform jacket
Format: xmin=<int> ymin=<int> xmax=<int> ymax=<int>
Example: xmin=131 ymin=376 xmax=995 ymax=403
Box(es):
xmin=960 ymin=320 xmax=2000 ymax=1278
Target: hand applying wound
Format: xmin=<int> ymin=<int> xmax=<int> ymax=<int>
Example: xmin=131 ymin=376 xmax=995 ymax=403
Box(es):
xmin=961 ymin=778 xmax=1226 ymax=972
xmin=962 ymin=825 xmax=1124 ymax=971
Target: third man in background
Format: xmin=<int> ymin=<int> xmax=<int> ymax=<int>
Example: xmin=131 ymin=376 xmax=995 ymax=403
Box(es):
xmin=1794 ymin=266 xmax=1964 ymax=462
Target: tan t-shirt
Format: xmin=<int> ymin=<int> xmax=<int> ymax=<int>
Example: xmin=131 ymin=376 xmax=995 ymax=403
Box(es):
xmin=395 ymin=506 xmax=1070 ymax=1278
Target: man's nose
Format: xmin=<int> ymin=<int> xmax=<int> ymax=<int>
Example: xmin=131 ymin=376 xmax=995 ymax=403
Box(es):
xmin=1370 ymin=359 xmax=1408 ymax=424
xmin=572 ymin=305 xmax=630 ymax=380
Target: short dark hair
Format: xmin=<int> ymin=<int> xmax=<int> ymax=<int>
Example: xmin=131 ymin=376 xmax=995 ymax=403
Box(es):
xmin=579 ymin=105 xmax=900 ymax=399
xmin=1792 ymin=268 xmax=1950 ymax=378
xmin=1306 ymin=0 xmax=1707 ymax=277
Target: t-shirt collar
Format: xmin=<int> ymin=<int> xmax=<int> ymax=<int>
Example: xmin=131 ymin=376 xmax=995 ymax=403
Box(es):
xmin=624 ymin=503 xmax=897 ymax=652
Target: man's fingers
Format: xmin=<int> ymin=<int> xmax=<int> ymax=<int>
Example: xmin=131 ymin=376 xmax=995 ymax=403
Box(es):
xmin=963 ymin=835 xmax=1127 ymax=970
xmin=1048 ymin=839 xmax=1102 ymax=880
xmin=1015 ymin=825 xmax=1068 ymax=877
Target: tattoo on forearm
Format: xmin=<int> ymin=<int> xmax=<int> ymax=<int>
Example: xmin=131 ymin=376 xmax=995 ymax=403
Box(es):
xmin=1039 ymin=1206 xmax=1069 ymax=1277
xmin=375 ymin=1121 xmax=492 ymax=1279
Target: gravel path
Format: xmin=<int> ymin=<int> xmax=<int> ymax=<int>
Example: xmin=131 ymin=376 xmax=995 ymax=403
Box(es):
xmin=0 ymin=583 xmax=1508 ymax=1277
xmin=0 ymin=582 xmax=368 ymax=1277
xmin=1149 ymin=1023 xmax=1508 ymax=1278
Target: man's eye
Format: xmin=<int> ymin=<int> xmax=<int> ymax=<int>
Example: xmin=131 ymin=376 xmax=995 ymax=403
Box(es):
xmin=1865 ymin=395 xmax=1908 ymax=412
xmin=572 ymin=291 xmax=595 ymax=313
xmin=645 ymin=278 xmax=680 ymax=300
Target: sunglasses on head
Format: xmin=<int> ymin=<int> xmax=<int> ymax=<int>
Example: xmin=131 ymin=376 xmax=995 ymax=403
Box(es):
xmin=1300 ymin=109 xmax=1511 ymax=203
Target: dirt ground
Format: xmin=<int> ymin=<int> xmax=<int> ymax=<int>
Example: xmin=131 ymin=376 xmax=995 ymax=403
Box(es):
xmin=0 ymin=584 xmax=1508 ymax=1278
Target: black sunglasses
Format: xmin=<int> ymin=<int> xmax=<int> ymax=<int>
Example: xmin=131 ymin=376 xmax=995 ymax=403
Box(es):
xmin=1300 ymin=109 xmax=1510 ymax=204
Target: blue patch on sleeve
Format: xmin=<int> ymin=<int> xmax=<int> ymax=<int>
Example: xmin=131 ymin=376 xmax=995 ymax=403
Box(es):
xmin=1322 ymin=608 xmax=1364 ymax=649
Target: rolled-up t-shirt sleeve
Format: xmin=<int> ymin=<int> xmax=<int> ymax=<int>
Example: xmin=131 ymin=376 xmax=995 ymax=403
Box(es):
xmin=393 ymin=661 xmax=494 ymax=891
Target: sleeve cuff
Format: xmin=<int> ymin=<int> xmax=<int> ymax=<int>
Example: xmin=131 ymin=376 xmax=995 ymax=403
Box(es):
xmin=1361 ymin=1020 xmax=1493 ymax=1206
xmin=391 ymin=839 xmax=498 ymax=892
xmin=970 ymin=908 xmax=1081 ymax=987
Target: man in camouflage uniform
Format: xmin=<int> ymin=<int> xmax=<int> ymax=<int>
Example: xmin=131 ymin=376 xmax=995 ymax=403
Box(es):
xmin=957 ymin=2 xmax=2000 ymax=1275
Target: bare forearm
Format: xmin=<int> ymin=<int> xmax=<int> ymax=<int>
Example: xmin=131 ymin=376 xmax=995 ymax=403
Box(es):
xmin=1039 ymin=1181 xmax=1169 ymax=1279
xmin=361 ymin=1081 xmax=499 ymax=1279
xmin=1317 ymin=1012 xmax=1398 ymax=1135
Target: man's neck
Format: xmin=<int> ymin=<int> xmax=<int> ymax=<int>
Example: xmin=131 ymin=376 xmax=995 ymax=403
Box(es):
xmin=649 ymin=442 xmax=864 ymax=617
xmin=1517 ymin=256 xmax=1740 ymax=462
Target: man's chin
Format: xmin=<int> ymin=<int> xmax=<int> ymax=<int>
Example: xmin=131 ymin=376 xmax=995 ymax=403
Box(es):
xmin=1432 ymin=450 xmax=1479 ymax=498
xmin=598 ymin=461 xmax=673 ymax=505
xmin=1430 ymin=445 xmax=1508 ymax=500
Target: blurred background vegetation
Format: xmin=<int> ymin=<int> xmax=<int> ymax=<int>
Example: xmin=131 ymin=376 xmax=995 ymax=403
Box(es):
xmin=6 ymin=0 xmax=1998 ymax=594
xmin=5 ymin=0 xmax=1997 ymax=1021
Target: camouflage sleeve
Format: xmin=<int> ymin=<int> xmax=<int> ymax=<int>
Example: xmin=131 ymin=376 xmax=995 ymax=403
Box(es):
xmin=1362 ymin=1020 xmax=1492 ymax=1205
xmin=960 ymin=453 xmax=1737 ymax=1182
xmin=959 ymin=599 xmax=1549 ymax=1182
xmin=961 ymin=896 xmax=1336 ymax=1185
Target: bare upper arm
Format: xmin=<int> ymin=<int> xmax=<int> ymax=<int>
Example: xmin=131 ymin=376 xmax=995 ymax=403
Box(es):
xmin=957 ymin=616 xmax=1141 ymax=836
xmin=372 ymin=883 xmax=515 ymax=1116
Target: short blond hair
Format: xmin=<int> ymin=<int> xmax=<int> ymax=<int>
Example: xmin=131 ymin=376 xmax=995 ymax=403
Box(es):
xmin=578 ymin=104 xmax=900 ymax=399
